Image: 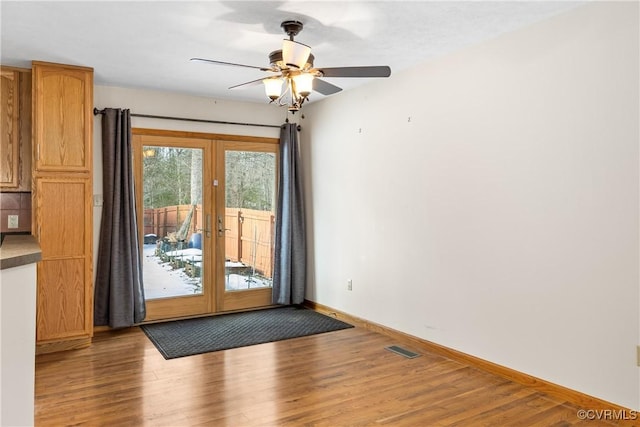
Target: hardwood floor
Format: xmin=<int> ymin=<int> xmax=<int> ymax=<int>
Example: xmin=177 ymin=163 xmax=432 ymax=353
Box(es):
xmin=35 ymin=326 xmax=633 ymax=426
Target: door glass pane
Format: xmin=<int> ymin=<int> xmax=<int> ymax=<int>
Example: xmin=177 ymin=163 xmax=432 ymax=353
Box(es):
xmin=225 ymin=150 xmax=276 ymax=291
xmin=141 ymin=146 xmax=204 ymax=299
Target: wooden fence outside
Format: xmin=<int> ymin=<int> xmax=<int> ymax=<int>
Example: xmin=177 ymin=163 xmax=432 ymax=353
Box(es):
xmin=143 ymin=205 xmax=274 ymax=278
xmin=225 ymin=208 xmax=275 ymax=278
xmin=143 ymin=204 xmax=202 ymax=241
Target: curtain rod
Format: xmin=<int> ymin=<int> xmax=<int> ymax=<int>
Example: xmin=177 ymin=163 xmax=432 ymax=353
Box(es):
xmin=93 ymin=108 xmax=289 ymax=130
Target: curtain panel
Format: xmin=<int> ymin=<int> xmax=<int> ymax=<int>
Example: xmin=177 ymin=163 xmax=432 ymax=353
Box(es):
xmin=272 ymin=122 xmax=307 ymax=305
xmin=94 ymin=108 xmax=146 ymax=327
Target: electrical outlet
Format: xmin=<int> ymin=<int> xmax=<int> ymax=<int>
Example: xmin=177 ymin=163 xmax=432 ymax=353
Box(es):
xmin=347 ymin=279 xmax=353 ymax=291
xmin=7 ymin=215 xmax=19 ymax=229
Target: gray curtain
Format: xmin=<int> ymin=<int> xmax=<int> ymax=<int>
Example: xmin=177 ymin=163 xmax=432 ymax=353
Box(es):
xmin=272 ymin=123 xmax=306 ymax=305
xmin=94 ymin=108 xmax=146 ymax=327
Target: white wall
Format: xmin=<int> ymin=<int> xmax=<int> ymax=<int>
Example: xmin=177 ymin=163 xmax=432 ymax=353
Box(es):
xmin=1 ymin=263 xmax=36 ymax=426
xmin=92 ymin=86 xmax=283 ymax=266
xmin=302 ymin=1 xmax=639 ymax=410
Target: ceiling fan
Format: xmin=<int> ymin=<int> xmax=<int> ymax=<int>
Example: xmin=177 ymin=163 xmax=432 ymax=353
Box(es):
xmin=191 ymin=20 xmax=391 ymax=112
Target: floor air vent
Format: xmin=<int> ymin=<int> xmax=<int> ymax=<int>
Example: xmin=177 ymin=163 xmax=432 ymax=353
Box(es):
xmin=385 ymin=345 xmax=420 ymax=359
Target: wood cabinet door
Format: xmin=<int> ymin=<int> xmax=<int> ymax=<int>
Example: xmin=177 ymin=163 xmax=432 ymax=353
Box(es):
xmin=33 ymin=62 xmax=93 ymax=172
xmin=34 ymin=177 xmax=92 ymax=342
xmin=0 ymin=68 xmax=19 ymax=187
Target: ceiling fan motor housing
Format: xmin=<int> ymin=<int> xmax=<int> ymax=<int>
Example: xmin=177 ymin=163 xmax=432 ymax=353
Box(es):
xmin=281 ymin=20 xmax=304 ymax=40
xmin=269 ymin=50 xmax=314 ymax=70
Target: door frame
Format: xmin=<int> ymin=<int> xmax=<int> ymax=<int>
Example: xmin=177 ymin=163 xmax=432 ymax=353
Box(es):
xmin=132 ymin=128 xmax=279 ymax=321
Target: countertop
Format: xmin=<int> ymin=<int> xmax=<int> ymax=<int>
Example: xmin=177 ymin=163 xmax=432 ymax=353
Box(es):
xmin=0 ymin=234 xmax=42 ymax=270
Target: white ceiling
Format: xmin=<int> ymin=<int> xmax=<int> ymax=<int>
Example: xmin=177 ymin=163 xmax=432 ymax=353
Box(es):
xmin=1 ymin=1 xmax=584 ymax=105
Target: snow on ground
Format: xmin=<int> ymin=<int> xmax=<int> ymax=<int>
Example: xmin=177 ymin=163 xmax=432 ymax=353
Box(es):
xmin=142 ymin=244 xmax=271 ymax=300
xmin=226 ymin=272 xmax=271 ymax=291
xmin=143 ymin=244 xmax=201 ymax=299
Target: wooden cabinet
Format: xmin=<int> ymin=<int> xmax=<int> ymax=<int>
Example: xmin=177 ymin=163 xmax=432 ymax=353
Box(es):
xmin=34 ymin=177 xmax=92 ymax=344
xmin=33 ymin=63 xmax=92 ymax=172
xmin=1 ymin=69 xmax=18 ymax=187
xmin=32 ymin=61 xmax=93 ymax=354
xmin=0 ymin=66 xmax=32 ymax=191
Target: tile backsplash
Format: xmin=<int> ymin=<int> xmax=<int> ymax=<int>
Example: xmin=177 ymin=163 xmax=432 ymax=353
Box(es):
xmin=0 ymin=192 xmax=32 ymax=233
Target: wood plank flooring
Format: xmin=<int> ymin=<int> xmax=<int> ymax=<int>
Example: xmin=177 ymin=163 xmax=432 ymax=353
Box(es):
xmin=35 ymin=326 xmax=633 ymax=426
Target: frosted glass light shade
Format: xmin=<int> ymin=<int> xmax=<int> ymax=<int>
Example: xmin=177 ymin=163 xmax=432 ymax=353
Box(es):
xmin=293 ymin=73 xmax=314 ymax=97
xmin=282 ymin=39 xmax=311 ymax=69
xmin=263 ymin=78 xmax=283 ymax=100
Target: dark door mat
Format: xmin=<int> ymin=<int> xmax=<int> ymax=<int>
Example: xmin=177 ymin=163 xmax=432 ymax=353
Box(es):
xmin=140 ymin=305 xmax=354 ymax=359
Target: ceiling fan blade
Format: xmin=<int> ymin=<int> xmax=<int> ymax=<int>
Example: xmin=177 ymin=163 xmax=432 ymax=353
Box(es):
xmin=229 ymin=77 xmax=274 ymax=90
xmin=313 ymin=78 xmax=342 ymax=96
xmin=190 ymin=57 xmax=273 ymax=72
xmin=315 ymin=66 xmax=391 ymax=78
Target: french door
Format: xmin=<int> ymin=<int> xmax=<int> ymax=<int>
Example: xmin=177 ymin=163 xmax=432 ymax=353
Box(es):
xmin=133 ymin=131 xmax=279 ymax=321
xmin=216 ymin=140 xmax=277 ymax=311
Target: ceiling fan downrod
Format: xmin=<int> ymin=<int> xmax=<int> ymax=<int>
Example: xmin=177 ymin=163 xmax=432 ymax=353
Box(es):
xmin=281 ymin=20 xmax=304 ymax=41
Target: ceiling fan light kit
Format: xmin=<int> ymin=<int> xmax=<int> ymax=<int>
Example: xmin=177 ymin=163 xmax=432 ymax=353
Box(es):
xmin=191 ymin=19 xmax=391 ymax=113
xmin=264 ymin=78 xmax=284 ymax=101
xmin=293 ymin=73 xmax=313 ymax=97
xmin=282 ymin=39 xmax=312 ymax=69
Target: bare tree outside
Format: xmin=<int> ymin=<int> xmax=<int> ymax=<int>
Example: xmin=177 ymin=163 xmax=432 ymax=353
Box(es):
xmin=143 ymin=146 xmax=194 ymax=209
xmin=225 ymin=151 xmax=276 ymax=210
